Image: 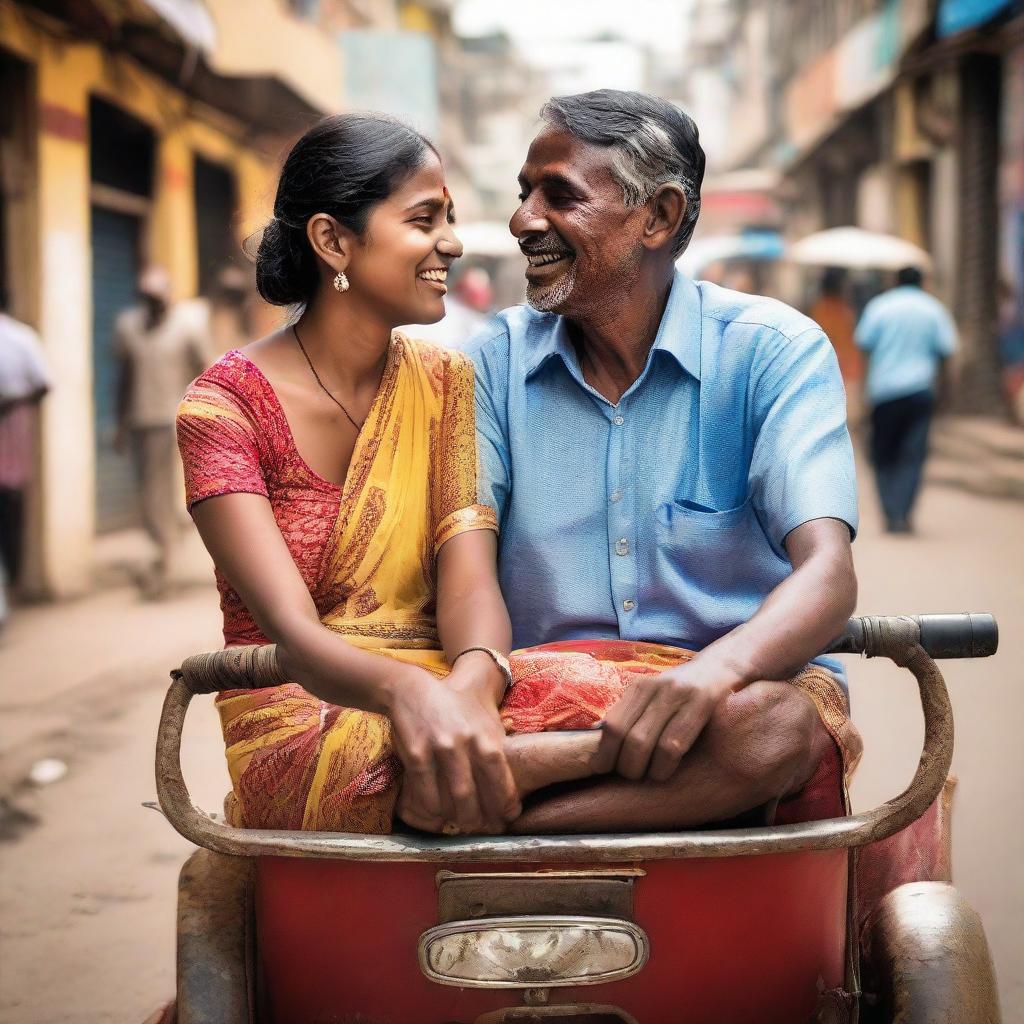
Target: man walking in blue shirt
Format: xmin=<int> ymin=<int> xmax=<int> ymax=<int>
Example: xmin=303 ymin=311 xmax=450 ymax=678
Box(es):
xmin=466 ymin=90 xmax=862 ymax=832
xmin=856 ymin=267 xmax=957 ymax=534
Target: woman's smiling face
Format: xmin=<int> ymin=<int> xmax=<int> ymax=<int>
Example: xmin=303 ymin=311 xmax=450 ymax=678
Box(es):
xmin=347 ymin=150 xmax=463 ymax=326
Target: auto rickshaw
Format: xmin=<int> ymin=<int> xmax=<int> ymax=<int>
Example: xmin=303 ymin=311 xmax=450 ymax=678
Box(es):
xmin=155 ymin=613 xmax=1002 ymax=1023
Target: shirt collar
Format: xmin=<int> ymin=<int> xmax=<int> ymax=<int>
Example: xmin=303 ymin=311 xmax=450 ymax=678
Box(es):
xmin=524 ymin=269 xmax=702 ymax=383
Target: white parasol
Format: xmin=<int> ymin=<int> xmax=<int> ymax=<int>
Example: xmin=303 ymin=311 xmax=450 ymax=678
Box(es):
xmin=786 ymin=227 xmax=933 ymax=272
xmin=452 ymin=221 xmax=520 ymax=258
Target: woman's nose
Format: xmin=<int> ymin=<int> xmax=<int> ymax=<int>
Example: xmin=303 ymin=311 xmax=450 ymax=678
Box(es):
xmin=438 ymin=228 xmax=463 ymax=259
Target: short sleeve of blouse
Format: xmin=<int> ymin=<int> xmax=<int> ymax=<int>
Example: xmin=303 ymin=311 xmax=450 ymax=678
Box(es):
xmin=430 ymin=347 xmax=498 ymax=554
xmin=176 ymin=368 xmax=269 ymax=511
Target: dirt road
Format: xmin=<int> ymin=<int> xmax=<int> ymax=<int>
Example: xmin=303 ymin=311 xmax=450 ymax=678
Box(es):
xmin=0 ymin=417 xmax=1021 ymax=1023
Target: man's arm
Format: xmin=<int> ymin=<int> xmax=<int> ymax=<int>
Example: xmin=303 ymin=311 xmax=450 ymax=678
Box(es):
xmin=596 ymin=326 xmax=858 ymax=781
xmin=595 ymin=519 xmax=855 ymax=781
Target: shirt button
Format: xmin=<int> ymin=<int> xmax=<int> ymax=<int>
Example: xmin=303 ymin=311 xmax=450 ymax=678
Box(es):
xmin=609 ymin=489 xmax=622 ymax=503
xmin=615 ymin=538 xmax=629 ymax=556
xmin=622 ymin=599 xmax=636 ymax=612
xmin=612 ymin=415 xmax=624 ymax=426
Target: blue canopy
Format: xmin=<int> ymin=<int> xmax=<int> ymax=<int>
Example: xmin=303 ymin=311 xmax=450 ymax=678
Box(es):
xmin=937 ymin=0 xmax=1015 ymax=37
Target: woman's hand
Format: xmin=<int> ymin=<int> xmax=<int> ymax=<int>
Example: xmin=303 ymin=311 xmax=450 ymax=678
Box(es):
xmin=388 ymin=661 xmax=520 ymax=834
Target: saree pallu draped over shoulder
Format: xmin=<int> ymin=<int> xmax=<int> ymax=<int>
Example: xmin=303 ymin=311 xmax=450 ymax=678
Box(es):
xmin=177 ymin=336 xmax=861 ymax=835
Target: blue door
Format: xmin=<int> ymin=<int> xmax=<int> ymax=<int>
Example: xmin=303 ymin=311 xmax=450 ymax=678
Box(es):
xmin=91 ymin=205 xmax=141 ymax=532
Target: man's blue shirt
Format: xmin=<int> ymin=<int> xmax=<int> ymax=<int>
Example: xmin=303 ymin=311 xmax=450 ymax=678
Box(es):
xmin=464 ymin=271 xmax=858 ymax=678
xmin=855 ymin=285 xmax=957 ymax=406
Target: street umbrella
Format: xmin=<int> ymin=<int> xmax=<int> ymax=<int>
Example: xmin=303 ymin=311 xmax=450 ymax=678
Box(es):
xmin=677 ymin=230 xmax=784 ymax=277
xmin=452 ymin=221 xmax=520 ymax=257
xmin=786 ymin=227 xmax=933 ymax=272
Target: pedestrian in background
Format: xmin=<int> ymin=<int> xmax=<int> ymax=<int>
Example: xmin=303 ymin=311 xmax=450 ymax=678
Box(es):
xmin=998 ymin=279 xmax=1024 ymax=425
xmin=855 ymin=266 xmax=956 ymax=534
xmin=809 ymin=268 xmax=862 ymax=426
xmin=0 ymin=288 xmax=50 ymax=629
xmin=114 ymin=266 xmax=211 ymax=597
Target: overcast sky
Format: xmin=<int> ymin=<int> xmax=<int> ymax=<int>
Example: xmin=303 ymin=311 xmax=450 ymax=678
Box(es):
xmin=452 ymin=0 xmax=693 ymax=57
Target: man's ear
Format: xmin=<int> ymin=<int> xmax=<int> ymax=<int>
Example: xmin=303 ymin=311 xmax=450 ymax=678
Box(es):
xmin=306 ymin=213 xmax=353 ymax=273
xmin=642 ymin=184 xmax=687 ymax=252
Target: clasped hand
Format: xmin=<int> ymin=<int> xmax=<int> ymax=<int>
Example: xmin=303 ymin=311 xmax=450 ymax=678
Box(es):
xmin=593 ymin=659 xmax=736 ymax=782
xmin=389 ymin=663 xmax=520 ymax=834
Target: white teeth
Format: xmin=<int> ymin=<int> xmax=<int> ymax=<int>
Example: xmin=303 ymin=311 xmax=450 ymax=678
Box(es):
xmin=418 ymin=269 xmax=448 ymax=282
xmin=526 ymin=253 xmax=568 ymax=267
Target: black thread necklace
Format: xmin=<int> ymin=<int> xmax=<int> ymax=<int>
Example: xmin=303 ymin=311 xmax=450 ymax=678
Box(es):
xmin=292 ymin=323 xmax=364 ymax=431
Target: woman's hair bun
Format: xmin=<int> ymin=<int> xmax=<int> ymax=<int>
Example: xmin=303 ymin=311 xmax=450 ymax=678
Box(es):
xmin=254 ymin=216 xmax=316 ymax=307
xmin=253 ymin=113 xmax=435 ymax=308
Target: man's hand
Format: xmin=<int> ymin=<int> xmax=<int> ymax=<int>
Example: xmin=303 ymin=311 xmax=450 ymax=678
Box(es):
xmin=593 ymin=658 xmax=740 ymax=782
xmin=389 ymin=663 xmax=520 ymax=834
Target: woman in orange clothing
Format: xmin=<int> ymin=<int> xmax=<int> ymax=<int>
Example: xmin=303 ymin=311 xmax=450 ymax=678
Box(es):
xmin=178 ymin=114 xmax=855 ymax=838
xmin=810 ymin=268 xmax=863 ymax=426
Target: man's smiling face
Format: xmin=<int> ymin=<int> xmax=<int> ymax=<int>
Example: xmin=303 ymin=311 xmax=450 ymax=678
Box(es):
xmin=510 ymin=125 xmax=649 ymax=318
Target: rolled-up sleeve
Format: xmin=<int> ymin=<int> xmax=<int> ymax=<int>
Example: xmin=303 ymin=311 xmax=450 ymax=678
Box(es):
xmin=749 ymin=327 xmax=858 ymax=556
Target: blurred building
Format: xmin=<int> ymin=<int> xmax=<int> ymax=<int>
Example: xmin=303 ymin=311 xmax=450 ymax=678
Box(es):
xmin=0 ymin=0 xmax=403 ymax=598
xmin=684 ymin=0 xmax=1024 ymax=411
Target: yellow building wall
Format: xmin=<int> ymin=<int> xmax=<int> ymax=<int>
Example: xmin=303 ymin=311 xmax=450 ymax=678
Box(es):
xmin=0 ymin=4 xmax=278 ymax=596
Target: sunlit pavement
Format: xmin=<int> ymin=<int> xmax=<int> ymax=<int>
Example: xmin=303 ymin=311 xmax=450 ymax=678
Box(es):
xmin=0 ymin=415 xmax=1021 ymax=1023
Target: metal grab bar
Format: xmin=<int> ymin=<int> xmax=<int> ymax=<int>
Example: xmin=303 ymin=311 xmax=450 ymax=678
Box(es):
xmin=155 ymin=614 xmax=994 ymax=863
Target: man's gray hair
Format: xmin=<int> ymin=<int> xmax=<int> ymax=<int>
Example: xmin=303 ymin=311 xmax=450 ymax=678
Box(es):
xmin=540 ymin=89 xmax=705 ymax=258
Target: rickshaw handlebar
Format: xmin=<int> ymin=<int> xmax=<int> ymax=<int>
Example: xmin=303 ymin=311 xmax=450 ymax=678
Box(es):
xmin=828 ymin=613 xmax=998 ymax=660
xmin=171 ymin=612 xmax=998 ymax=695
xmin=156 ymin=611 xmax=996 ymax=860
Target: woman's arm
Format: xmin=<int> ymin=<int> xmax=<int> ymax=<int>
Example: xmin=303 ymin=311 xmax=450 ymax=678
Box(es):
xmin=192 ymin=494 xmax=519 ymax=831
xmin=435 ymin=528 xmax=512 ymax=704
xmin=419 ymin=528 xmax=520 ymax=827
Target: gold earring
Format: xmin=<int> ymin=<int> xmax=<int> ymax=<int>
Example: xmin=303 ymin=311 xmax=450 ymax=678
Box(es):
xmin=333 ymin=271 xmax=349 ymax=293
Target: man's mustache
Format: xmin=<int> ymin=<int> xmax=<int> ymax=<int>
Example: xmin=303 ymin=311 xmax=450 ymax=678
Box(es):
xmin=519 ymin=236 xmax=574 ymax=258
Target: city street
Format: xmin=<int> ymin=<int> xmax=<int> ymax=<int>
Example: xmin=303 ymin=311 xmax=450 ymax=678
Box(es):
xmin=0 ymin=418 xmax=1021 ymax=1024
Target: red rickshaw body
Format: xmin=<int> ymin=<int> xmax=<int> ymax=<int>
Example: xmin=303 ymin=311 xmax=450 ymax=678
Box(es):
xmin=164 ymin=616 xmax=1003 ymax=1024
xmin=255 ymin=849 xmax=848 ymax=1023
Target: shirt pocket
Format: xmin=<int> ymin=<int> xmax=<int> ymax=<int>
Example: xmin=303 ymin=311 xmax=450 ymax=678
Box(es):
xmin=656 ymin=496 xmax=753 ymax=535
xmin=653 ymin=495 xmax=774 ymax=605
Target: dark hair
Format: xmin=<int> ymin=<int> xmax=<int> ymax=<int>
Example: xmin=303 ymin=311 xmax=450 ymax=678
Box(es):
xmin=540 ymin=89 xmax=706 ymax=257
xmin=256 ymin=114 xmax=436 ymax=306
xmin=897 ymin=266 xmax=923 ymax=287
xmin=821 ymin=267 xmax=846 ymax=295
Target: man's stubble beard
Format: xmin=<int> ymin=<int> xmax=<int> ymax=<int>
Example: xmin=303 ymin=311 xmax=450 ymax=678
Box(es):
xmin=526 ymin=260 xmax=578 ymax=314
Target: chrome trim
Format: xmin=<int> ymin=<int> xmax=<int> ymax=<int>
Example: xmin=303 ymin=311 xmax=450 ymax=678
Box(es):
xmin=417 ymin=915 xmax=650 ymax=989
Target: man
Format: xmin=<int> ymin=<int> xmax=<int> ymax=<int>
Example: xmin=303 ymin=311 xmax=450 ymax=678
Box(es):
xmin=855 ymin=266 xmax=956 ymax=533
xmin=466 ymin=90 xmax=860 ymax=830
xmin=0 ymin=289 xmax=50 ymax=628
xmin=115 ymin=266 xmax=211 ymax=596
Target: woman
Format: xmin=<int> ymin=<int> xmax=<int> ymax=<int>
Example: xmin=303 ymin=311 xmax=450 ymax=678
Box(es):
xmin=178 ymin=114 xmax=856 ymax=837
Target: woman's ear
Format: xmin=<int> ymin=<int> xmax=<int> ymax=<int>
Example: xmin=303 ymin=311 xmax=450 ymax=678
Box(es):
xmin=306 ymin=213 xmax=353 ymax=273
xmin=643 ymin=184 xmax=687 ymax=252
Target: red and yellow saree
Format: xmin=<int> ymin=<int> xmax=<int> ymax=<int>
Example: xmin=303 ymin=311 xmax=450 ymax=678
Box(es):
xmin=177 ymin=335 xmax=860 ymax=834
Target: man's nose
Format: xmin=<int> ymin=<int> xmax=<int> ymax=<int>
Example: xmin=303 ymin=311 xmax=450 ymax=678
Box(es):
xmin=509 ymin=199 xmax=549 ymax=240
